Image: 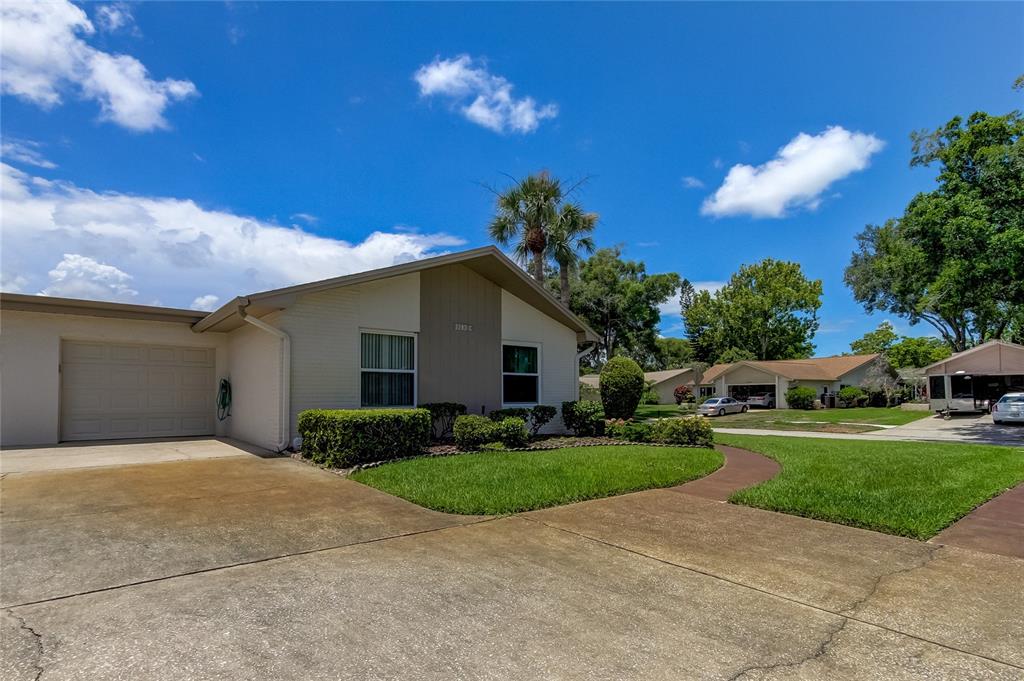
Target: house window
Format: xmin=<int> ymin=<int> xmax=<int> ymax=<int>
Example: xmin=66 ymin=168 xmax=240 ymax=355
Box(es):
xmin=928 ymin=376 xmax=945 ymax=399
xmin=502 ymin=344 xmax=539 ymax=405
xmin=360 ymin=332 xmax=415 ymax=407
xmin=699 ymin=386 xmax=715 ymax=398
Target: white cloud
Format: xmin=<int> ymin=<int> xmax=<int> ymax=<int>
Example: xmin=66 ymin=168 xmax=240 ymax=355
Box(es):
xmin=1 ymin=138 xmax=56 ymax=168
xmin=0 ymin=162 xmax=466 ymax=308
xmin=290 ymin=212 xmax=318 ymax=224
xmin=681 ymin=176 xmax=704 ymax=189
xmin=414 ymin=55 xmax=557 ymax=134
xmin=702 ymin=126 xmax=884 ymax=218
xmin=0 ymin=0 xmax=197 ymax=131
xmin=95 ymin=3 xmax=135 ymax=33
xmin=190 ymin=294 xmax=219 ymax=311
xmin=42 ymin=253 xmax=138 ymax=300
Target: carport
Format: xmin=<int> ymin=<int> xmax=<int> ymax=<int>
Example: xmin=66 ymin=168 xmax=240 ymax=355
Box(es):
xmin=925 ymin=340 xmax=1024 ymax=413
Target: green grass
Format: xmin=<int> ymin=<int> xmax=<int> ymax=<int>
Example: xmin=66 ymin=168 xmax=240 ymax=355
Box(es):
xmin=633 ymin=403 xmax=695 ymax=420
xmin=718 ymin=433 xmax=1024 ymax=539
xmin=351 ymin=445 xmax=723 ymax=515
xmin=712 ymin=407 xmax=932 ymax=433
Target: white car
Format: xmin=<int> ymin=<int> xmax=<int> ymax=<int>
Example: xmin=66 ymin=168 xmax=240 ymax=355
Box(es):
xmin=992 ymin=393 xmax=1024 ymax=425
xmin=697 ymin=397 xmax=748 ymax=417
xmin=744 ymin=392 xmax=776 ymax=409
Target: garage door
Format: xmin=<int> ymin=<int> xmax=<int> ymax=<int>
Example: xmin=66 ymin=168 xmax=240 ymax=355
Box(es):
xmin=61 ymin=341 xmax=216 ymax=441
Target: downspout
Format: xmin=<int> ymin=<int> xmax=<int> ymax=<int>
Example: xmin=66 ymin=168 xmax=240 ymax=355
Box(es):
xmin=238 ymin=300 xmax=291 ymax=452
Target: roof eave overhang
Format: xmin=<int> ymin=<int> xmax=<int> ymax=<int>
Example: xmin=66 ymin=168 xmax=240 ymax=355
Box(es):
xmin=1 ymin=292 xmax=206 ymax=325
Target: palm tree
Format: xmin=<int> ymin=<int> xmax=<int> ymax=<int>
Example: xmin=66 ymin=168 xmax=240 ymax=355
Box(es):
xmin=548 ymin=203 xmax=597 ymax=305
xmin=488 ymin=172 xmax=563 ymax=282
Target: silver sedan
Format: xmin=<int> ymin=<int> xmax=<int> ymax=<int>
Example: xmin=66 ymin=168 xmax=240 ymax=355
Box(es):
xmin=992 ymin=393 xmax=1024 ymax=425
xmin=697 ymin=397 xmax=748 ymax=417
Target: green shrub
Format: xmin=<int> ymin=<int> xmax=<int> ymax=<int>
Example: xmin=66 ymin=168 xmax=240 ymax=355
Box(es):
xmin=454 ymin=414 xmax=497 ymax=450
xmin=298 ymin=408 xmax=431 ymax=468
xmin=419 ymin=402 xmax=467 ymax=439
xmin=527 ymin=405 xmax=558 ymax=436
xmin=599 ymin=356 xmax=645 ymax=419
xmin=494 ymin=417 xmax=529 ymax=448
xmin=641 ymin=380 xmax=660 ymax=405
xmin=605 ymin=419 xmax=654 ymax=442
xmin=488 ymin=407 xmax=530 ymax=422
xmin=652 ymin=416 xmax=714 ymax=448
xmin=561 ymin=400 xmax=605 ymax=436
xmin=786 ymin=386 xmax=817 ymax=410
xmin=837 ymin=386 xmax=865 ymax=407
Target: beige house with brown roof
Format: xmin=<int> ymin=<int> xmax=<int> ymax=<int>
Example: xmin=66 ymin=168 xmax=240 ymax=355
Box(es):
xmin=700 ymin=354 xmax=883 ymax=408
xmin=580 ymin=367 xmax=697 ymax=405
xmin=1 ymin=247 xmax=599 ymax=450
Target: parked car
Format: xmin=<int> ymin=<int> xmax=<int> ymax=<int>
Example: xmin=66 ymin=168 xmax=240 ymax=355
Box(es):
xmin=697 ymin=397 xmax=748 ymax=417
xmin=992 ymin=392 xmax=1024 ymax=425
xmin=744 ymin=392 xmax=776 ymax=408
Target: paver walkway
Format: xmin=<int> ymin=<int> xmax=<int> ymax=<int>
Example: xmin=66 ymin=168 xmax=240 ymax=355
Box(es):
xmin=932 ymin=482 xmax=1024 ymax=559
xmin=671 ymin=444 xmax=780 ymax=500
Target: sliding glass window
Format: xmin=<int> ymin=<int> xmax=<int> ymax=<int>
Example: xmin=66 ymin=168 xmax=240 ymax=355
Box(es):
xmin=361 ymin=332 xmax=415 ymax=407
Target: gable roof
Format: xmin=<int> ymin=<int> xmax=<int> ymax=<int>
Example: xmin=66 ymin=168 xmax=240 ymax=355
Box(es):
xmin=644 ymin=368 xmax=695 ymax=385
xmin=192 ymin=246 xmax=599 ymax=342
xmin=922 ymin=339 xmax=1024 ymax=373
xmin=2 ymin=247 xmax=599 ymax=343
xmin=700 ymin=354 xmax=880 ymax=383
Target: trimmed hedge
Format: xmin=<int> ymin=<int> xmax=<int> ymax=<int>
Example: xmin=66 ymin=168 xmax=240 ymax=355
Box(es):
xmin=786 ymin=386 xmax=817 ymax=410
xmin=419 ymin=402 xmax=467 ymax=439
xmin=561 ymin=400 xmax=605 ymax=436
xmin=454 ymin=414 xmax=529 ymax=450
xmin=600 ymin=357 xmax=645 ymax=419
xmin=489 ymin=407 xmax=530 ymax=422
xmin=837 ymin=386 xmax=865 ymax=407
xmin=652 ymin=416 xmax=714 ymax=448
xmin=491 ymin=405 xmax=558 ymax=436
xmin=298 ymin=408 xmax=431 ymax=468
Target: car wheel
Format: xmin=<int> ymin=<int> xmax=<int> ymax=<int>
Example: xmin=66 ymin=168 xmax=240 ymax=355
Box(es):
xmin=741 ymin=405 xmax=748 ymax=413
xmin=768 ymin=402 xmax=775 ymax=409
xmin=993 ymin=419 xmax=1002 ymax=425
xmin=718 ymin=408 xmax=725 ymax=417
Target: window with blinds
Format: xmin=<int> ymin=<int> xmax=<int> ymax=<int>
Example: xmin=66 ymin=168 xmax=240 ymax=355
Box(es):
xmin=360 ymin=332 xmax=415 ymax=407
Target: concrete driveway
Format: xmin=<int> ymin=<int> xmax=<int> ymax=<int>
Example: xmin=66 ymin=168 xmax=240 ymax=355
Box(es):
xmin=2 ymin=444 xmax=1022 ymax=679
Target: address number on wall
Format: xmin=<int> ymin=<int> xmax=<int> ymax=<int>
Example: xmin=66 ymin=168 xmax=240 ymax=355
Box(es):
xmin=454 ymin=323 xmax=473 ymax=332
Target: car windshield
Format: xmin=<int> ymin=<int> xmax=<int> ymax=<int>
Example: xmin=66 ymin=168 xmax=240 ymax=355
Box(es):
xmin=998 ymin=395 xmax=1024 ymax=404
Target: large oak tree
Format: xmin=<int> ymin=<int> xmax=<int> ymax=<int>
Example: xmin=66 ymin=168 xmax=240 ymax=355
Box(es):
xmin=844 ymin=111 xmax=1024 ymax=351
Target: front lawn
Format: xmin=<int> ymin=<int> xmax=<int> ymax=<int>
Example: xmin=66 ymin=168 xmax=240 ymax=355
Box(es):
xmin=633 ymin=403 xmax=695 ymax=420
xmin=718 ymin=433 xmax=1024 ymax=539
xmin=351 ymin=445 xmax=723 ymax=515
xmin=712 ymin=407 xmax=932 ymax=433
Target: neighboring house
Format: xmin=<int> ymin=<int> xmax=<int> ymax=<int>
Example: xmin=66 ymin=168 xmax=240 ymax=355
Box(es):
xmin=0 ymin=247 xmax=599 ymax=449
xmin=923 ymin=340 xmax=1024 ymax=413
xmin=579 ymin=367 xmax=697 ymax=404
xmin=644 ymin=368 xmax=697 ymax=404
xmin=699 ymin=354 xmax=883 ymax=408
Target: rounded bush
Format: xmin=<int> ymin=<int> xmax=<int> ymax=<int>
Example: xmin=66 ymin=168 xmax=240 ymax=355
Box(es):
xmin=561 ymin=400 xmax=605 ymax=436
xmin=786 ymin=386 xmax=817 ymax=410
xmin=605 ymin=419 xmax=654 ymax=442
xmin=838 ymin=386 xmax=865 ymax=406
xmin=453 ymin=414 xmax=497 ymax=450
xmin=599 ymin=357 xmax=645 ymax=419
xmin=494 ymin=417 xmax=528 ymax=448
xmin=652 ymin=416 xmax=714 ymax=448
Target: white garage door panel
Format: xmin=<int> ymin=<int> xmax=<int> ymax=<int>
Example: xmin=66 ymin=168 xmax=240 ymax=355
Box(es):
xmin=61 ymin=341 xmax=216 ymax=441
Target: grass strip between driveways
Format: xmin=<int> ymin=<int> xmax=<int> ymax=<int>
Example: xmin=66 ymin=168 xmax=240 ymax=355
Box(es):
xmin=717 ymin=433 xmax=1024 ymax=540
xmin=351 ymin=445 xmax=723 ymax=515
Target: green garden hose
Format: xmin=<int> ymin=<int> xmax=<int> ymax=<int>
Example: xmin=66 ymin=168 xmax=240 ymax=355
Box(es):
xmin=217 ymin=378 xmax=232 ymax=421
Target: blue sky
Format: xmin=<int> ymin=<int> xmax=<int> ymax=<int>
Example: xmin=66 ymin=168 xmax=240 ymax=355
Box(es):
xmin=2 ymin=1 xmax=1021 ymax=355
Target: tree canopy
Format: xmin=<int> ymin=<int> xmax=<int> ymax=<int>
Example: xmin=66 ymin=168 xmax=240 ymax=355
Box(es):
xmin=844 ymin=111 xmax=1024 ymax=351
xmin=682 ymin=259 xmax=822 ymax=364
xmin=568 ymin=247 xmax=680 ymax=366
xmin=849 ymin=321 xmax=952 ymax=370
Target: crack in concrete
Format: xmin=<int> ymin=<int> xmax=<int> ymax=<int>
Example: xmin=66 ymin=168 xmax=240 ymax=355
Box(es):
xmin=726 ymin=617 xmax=848 ymax=681
xmin=838 ymin=543 xmax=942 ymax=617
xmin=6 ymin=608 xmax=46 ymax=681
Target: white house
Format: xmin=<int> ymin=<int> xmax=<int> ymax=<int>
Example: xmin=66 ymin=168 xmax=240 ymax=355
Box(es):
xmin=1 ymin=247 xmax=599 ymax=450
